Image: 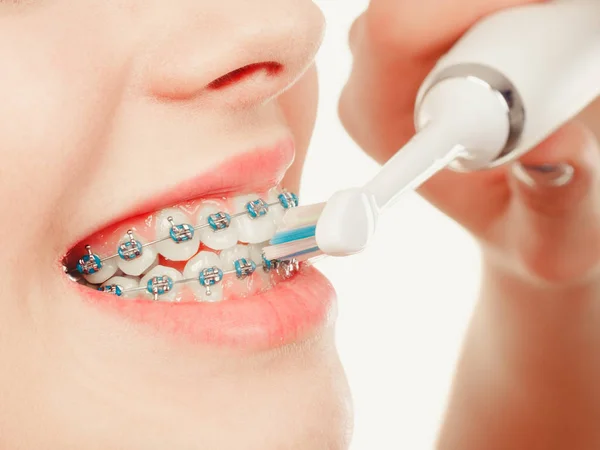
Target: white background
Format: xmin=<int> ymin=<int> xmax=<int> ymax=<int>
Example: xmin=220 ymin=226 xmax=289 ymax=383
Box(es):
xmin=306 ymin=1 xmax=482 ymax=448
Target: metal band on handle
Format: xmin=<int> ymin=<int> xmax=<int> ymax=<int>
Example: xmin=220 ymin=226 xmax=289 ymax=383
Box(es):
xmin=415 ymin=63 xmax=526 ymax=170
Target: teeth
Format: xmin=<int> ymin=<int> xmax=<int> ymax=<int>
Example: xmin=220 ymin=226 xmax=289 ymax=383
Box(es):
xmin=139 ymin=265 xmax=183 ymax=302
xmin=71 ymin=187 xmax=301 ymax=299
xmin=116 ymin=231 xmax=158 ymax=276
xmin=83 ymin=257 xmax=118 ymax=285
xmin=100 ymin=276 xmax=139 ymax=299
xmin=248 ymin=243 xmax=266 ymax=266
xmin=196 ymin=201 xmax=239 ymax=250
xmin=155 ymin=208 xmax=200 ymax=261
xmin=267 ymin=188 xmax=285 ymax=228
xmin=248 ymin=243 xmax=272 ymax=287
xmin=232 ymin=194 xmax=277 ymax=244
xmin=197 ymin=280 xmax=223 ymax=303
xmin=219 ymin=244 xmax=254 ymax=297
xmin=142 ymin=258 xmax=159 ymax=276
xmin=182 ymin=251 xmax=223 ymax=302
xmin=183 ymin=251 xmax=221 ymax=278
xmin=219 ymin=244 xmax=251 ymax=270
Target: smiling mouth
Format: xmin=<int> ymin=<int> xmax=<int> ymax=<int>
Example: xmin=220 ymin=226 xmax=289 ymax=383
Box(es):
xmin=59 ymin=140 xmax=335 ymax=348
xmin=63 ymin=186 xmax=301 ymax=303
xmin=61 ymin=137 xmax=305 ymax=304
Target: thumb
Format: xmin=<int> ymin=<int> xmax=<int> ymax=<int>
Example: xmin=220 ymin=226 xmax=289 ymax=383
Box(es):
xmin=504 ymin=121 xmax=600 ymax=284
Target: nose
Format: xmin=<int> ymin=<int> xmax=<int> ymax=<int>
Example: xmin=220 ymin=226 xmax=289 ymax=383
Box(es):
xmin=143 ymin=1 xmax=325 ymax=107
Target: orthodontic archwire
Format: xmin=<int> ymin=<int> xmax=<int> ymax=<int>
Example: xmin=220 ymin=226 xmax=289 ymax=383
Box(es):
xmin=64 ymin=192 xmax=302 ymax=301
xmin=100 ymin=257 xmax=301 ymax=301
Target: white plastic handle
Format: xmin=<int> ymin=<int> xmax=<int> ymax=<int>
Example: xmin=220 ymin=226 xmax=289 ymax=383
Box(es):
xmin=316 ymin=0 xmax=600 ymax=257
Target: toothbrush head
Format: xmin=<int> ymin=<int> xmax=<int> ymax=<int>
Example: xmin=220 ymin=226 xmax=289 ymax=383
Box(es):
xmin=263 ymin=204 xmax=324 ymax=263
xmin=264 ymin=188 xmax=379 ymax=261
xmin=315 ymin=188 xmax=378 ymax=257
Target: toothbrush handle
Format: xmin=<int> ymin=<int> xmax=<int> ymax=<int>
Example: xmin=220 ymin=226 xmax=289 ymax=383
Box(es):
xmin=416 ymin=0 xmax=600 ymax=171
xmin=364 ymin=121 xmax=465 ymax=212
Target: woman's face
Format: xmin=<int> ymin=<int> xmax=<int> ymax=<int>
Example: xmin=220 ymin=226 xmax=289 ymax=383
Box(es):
xmin=0 ymin=1 xmax=352 ymax=448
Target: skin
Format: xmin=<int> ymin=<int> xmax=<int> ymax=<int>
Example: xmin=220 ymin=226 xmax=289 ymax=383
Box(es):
xmin=0 ymin=1 xmax=352 ymax=449
xmin=340 ymin=0 xmax=600 ymax=448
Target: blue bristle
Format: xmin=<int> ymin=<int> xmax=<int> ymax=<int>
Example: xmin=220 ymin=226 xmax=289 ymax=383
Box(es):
xmin=285 ymin=246 xmax=320 ymax=259
xmin=270 ymin=225 xmax=316 ymax=246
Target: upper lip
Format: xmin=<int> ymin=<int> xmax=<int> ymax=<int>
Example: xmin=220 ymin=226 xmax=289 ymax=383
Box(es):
xmin=62 ymin=138 xmax=295 ymax=261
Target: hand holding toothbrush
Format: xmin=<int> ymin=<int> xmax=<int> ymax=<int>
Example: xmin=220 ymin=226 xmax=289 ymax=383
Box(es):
xmin=339 ymin=0 xmax=600 ymax=286
xmin=339 ymin=0 xmax=600 ymax=448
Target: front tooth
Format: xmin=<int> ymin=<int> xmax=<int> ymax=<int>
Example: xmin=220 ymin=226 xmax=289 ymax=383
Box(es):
xmin=155 ymin=208 xmax=200 ymax=261
xmin=232 ymin=194 xmax=277 ymax=244
xmin=140 ymin=265 xmax=183 ymax=302
xmin=83 ymin=257 xmax=118 ymax=285
xmin=100 ymin=276 xmax=139 ymax=299
xmin=196 ymin=201 xmax=239 ymax=250
xmin=183 ymin=251 xmax=223 ymax=302
xmin=116 ymin=231 xmax=158 ymax=276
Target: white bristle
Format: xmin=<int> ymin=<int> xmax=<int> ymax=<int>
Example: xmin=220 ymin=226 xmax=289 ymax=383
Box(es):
xmin=263 ymin=237 xmax=318 ymax=261
xmin=279 ymin=203 xmax=325 ymax=231
xmin=293 ymin=248 xmax=324 ymax=262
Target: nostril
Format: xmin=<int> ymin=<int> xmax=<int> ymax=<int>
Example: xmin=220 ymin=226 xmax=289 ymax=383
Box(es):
xmin=207 ymin=62 xmax=283 ymax=90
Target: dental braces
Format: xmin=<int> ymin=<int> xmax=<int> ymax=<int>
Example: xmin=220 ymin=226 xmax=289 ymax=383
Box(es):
xmin=97 ymin=256 xmax=300 ymax=301
xmin=64 ymin=191 xmax=301 ymax=299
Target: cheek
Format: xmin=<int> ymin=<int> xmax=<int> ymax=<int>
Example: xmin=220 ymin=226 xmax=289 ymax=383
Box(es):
xmin=278 ymin=64 xmax=319 ymax=190
xmin=0 ymin=7 xmax=129 ymax=257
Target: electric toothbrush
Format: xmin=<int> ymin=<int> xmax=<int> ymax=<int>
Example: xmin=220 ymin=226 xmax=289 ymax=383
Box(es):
xmin=264 ymin=0 xmax=600 ymax=262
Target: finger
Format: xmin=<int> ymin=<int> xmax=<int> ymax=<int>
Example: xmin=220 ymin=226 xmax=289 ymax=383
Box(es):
xmin=339 ymin=0 xmax=547 ymax=234
xmin=417 ymin=165 xmax=509 ymax=235
xmin=365 ymin=0 xmax=547 ymax=57
xmin=502 ymin=121 xmax=600 ymax=284
xmin=511 ymin=122 xmax=596 ymax=217
xmin=339 ymin=13 xmax=427 ymax=164
xmin=347 ymin=11 xmax=364 ymax=57
xmin=340 ymin=0 xmax=544 ymax=163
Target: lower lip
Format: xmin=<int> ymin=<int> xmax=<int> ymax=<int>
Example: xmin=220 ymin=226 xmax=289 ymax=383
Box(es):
xmin=75 ymin=265 xmax=336 ymax=350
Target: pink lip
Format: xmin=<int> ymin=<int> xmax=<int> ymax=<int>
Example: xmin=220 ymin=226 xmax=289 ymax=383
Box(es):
xmin=76 ymin=266 xmax=336 ymax=349
xmin=133 ymin=139 xmax=296 ymax=220
xmin=63 ymin=138 xmax=337 ymax=349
